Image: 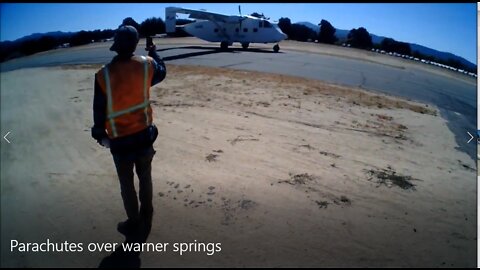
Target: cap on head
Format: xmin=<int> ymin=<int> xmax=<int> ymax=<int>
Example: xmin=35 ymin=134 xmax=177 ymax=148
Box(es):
xmin=110 ymin=25 xmax=139 ymax=54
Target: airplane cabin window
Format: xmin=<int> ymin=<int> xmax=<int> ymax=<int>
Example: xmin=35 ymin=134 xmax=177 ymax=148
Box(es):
xmin=253 ymin=28 xmax=258 ymax=32
xmin=214 ymin=28 xmax=219 ymax=33
xmin=243 ymin=28 xmax=248 ymax=32
xmin=235 ymin=28 xmax=239 ymax=32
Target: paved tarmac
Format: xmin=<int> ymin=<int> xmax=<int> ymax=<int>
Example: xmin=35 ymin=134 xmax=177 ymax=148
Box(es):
xmin=1 ymin=40 xmax=476 ymax=160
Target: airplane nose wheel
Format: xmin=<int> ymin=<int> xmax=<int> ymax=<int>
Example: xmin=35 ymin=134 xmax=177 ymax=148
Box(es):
xmin=220 ymin=41 xmax=229 ymax=50
xmin=241 ymin=42 xmax=249 ymax=49
xmin=273 ymin=44 xmax=280 ymax=53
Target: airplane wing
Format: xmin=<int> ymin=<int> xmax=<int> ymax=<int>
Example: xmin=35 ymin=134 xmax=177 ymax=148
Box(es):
xmin=171 ymin=7 xmax=242 ymax=24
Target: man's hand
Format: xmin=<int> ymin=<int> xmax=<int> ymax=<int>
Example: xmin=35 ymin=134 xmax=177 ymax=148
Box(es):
xmin=147 ymin=45 xmax=157 ymax=55
xmin=146 ymin=36 xmax=155 ymax=51
xmin=100 ymin=138 xmax=110 ymax=148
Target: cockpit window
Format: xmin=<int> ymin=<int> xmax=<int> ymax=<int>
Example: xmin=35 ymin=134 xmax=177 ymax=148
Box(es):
xmin=263 ymin=21 xmax=272 ymax=28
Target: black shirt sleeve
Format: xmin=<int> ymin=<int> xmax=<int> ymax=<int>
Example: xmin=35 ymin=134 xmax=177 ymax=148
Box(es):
xmin=148 ymin=49 xmax=167 ymax=86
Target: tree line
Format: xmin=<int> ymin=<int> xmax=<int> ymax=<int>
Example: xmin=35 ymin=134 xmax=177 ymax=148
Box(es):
xmin=278 ymin=17 xmax=375 ymax=49
xmin=277 ymin=17 xmax=475 ymax=73
xmin=0 ymin=16 xmax=183 ymax=62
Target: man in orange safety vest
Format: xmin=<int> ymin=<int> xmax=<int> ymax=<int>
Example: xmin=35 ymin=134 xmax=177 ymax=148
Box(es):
xmin=91 ymin=25 xmax=166 ymax=236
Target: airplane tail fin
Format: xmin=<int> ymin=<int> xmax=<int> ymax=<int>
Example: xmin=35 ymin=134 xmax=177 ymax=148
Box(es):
xmin=165 ymin=7 xmax=179 ymax=33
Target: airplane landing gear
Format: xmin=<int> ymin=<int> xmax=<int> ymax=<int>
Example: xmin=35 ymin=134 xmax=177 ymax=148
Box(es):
xmin=273 ymin=44 xmax=280 ymax=53
xmin=220 ymin=41 xmax=229 ymax=50
xmin=241 ymin=42 xmax=249 ymax=49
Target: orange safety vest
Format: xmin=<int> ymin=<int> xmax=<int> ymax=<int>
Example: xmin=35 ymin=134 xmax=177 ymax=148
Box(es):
xmin=96 ymin=55 xmax=155 ymax=139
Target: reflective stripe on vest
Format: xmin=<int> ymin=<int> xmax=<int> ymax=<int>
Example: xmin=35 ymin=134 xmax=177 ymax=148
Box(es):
xmin=142 ymin=56 xmax=150 ymax=126
xmin=104 ymin=56 xmax=150 ymax=138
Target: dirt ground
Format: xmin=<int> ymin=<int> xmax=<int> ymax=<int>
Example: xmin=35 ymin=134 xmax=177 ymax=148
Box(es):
xmin=0 ymin=63 xmax=476 ymax=267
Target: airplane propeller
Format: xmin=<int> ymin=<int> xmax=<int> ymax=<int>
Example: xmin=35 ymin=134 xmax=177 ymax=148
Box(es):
xmin=238 ymin=5 xmax=244 ymax=30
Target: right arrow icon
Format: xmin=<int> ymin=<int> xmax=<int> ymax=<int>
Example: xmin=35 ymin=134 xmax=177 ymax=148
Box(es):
xmin=467 ymin=131 xmax=474 ymax=143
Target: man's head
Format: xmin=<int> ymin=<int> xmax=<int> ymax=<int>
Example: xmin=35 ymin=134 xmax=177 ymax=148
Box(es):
xmin=110 ymin=25 xmax=139 ymax=55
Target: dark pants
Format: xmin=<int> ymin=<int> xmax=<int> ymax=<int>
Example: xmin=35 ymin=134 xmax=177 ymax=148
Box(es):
xmin=112 ymin=146 xmax=156 ymax=222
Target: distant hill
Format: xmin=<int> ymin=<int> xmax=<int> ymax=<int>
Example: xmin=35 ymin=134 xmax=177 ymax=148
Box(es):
xmin=296 ymin=21 xmax=476 ymax=70
xmin=296 ymin=22 xmax=320 ymax=33
xmin=409 ymin=43 xmax=476 ymax=71
xmin=6 ymin=31 xmax=75 ymax=44
xmin=0 ymin=30 xmax=115 ymax=62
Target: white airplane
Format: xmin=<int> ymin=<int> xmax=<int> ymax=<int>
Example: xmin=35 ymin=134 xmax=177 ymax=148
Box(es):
xmin=165 ymin=6 xmax=287 ymax=52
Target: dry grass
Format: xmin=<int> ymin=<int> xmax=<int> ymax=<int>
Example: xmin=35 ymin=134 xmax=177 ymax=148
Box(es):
xmin=165 ymin=64 xmax=437 ymax=116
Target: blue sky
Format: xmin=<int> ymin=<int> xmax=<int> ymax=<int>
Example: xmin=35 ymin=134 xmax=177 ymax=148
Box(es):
xmin=0 ymin=3 xmax=477 ymax=64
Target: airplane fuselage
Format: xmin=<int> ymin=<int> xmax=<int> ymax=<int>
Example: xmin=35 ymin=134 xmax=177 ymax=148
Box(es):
xmin=183 ymin=18 xmax=286 ymax=44
xmin=165 ymin=7 xmax=287 ymax=51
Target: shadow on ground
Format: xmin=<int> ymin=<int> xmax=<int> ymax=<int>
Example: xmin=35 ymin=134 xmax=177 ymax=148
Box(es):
xmin=158 ymin=45 xmax=283 ymax=61
xmin=98 ymin=215 xmax=153 ymax=268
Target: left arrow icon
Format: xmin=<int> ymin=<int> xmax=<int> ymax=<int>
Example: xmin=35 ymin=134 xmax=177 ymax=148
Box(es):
xmin=3 ymin=131 xmax=11 ymax=144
